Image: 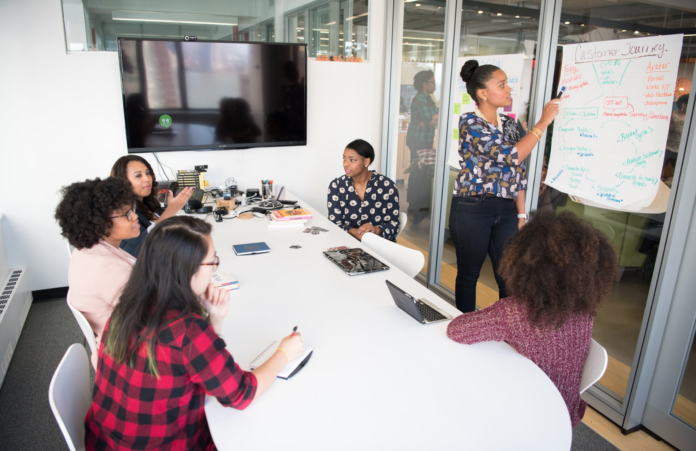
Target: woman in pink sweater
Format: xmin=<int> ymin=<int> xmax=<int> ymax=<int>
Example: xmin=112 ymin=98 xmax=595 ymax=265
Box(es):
xmin=55 ymin=178 xmax=141 ymax=367
xmin=446 ymin=212 xmax=617 ymax=427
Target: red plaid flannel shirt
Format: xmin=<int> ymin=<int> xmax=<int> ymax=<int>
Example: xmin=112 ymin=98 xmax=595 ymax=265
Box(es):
xmin=85 ymin=310 xmax=257 ymax=450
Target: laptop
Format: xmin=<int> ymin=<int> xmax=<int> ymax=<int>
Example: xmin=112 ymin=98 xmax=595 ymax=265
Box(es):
xmin=232 ymin=242 xmax=271 ymax=256
xmin=323 ymin=248 xmax=390 ymax=276
xmin=385 ymin=280 xmax=453 ymax=324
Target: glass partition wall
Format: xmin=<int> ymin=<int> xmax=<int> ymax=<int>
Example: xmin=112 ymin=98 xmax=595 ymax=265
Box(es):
xmin=383 ymin=0 xmax=696 ymax=438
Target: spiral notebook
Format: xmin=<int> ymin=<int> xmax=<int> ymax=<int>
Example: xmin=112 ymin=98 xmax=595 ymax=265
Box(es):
xmin=250 ymin=341 xmax=313 ymax=380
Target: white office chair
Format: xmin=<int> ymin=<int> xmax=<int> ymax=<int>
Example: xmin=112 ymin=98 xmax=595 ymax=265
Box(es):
xmin=66 ymin=242 xmax=75 ymax=258
xmin=397 ymin=212 xmax=408 ymax=238
xmin=66 ymin=292 xmax=97 ymax=357
xmin=579 ymin=339 xmax=608 ymax=394
xmin=49 ymin=344 xmax=91 ymax=451
xmin=362 ymin=232 xmax=424 ymax=278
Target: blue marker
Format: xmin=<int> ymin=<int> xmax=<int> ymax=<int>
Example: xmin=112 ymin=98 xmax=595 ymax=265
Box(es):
xmin=555 ymin=86 xmax=566 ymax=99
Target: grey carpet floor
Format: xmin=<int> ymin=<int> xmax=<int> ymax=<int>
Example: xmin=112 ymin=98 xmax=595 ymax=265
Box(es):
xmin=0 ymin=299 xmax=619 ymax=450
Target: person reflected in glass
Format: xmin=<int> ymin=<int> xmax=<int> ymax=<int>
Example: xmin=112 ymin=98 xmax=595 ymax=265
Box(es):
xmin=406 ymin=70 xmax=439 ymax=225
xmin=111 ymin=155 xmax=193 ymax=257
xmin=451 ymin=61 xmax=561 ymax=313
xmin=327 ymin=139 xmax=401 ymax=241
xmin=54 ymin=178 xmax=140 ymax=368
xmin=85 ymin=216 xmax=304 ymax=450
xmin=663 ymin=94 xmax=689 ymax=184
xmin=447 ymin=212 xmax=617 ymax=427
xmin=216 ymin=98 xmax=262 ymax=144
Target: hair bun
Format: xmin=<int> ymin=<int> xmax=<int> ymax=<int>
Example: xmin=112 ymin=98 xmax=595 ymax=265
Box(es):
xmin=460 ymin=60 xmax=479 ymax=83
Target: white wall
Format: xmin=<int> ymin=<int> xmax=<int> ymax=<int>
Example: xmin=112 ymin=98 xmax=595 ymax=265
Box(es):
xmin=0 ymin=0 xmax=387 ymax=291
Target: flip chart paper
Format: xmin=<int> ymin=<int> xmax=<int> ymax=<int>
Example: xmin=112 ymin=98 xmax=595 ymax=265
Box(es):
xmin=449 ymin=54 xmax=525 ymax=168
xmin=546 ymin=35 xmax=683 ymax=210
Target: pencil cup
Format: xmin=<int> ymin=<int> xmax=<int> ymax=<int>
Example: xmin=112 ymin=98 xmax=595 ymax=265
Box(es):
xmin=262 ymin=185 xmax=273 ymax=199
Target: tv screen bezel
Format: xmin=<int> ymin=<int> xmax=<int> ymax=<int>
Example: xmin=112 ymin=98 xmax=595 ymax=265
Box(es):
xmin=117 ymin=37 xmax=308 ymax=154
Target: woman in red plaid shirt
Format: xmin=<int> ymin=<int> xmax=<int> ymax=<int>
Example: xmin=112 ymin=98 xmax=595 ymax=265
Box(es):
xmin=85 ymin=216 xmax=304 ymax=450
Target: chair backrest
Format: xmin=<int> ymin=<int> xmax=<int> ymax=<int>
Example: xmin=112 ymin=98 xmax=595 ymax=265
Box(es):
xmin=48 ymin=344 xmax=91 ymax=451
xmin=67 ymin=242 xmax=75 ymax=259
xmin=579 ymin=338 xmax=608 ymax=394
xmin=66 ymin=292 xmax=98 ymax=355
xmin=362 ymin=232 xmax=424 ymax=278
xmin=397 ymin=212 xmax=408 ymax=239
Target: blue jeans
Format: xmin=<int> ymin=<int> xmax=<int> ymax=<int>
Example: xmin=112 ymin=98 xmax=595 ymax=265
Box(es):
xmin=449 ymin=195 xmax=518 ymax=313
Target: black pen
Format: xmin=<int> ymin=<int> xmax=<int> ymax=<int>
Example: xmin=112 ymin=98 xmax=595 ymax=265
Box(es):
xmin=291 ymin=326 xmax=298 ymax=337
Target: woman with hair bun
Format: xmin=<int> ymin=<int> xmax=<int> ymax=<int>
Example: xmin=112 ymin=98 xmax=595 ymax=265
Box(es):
xmin=450 ymin=60 xmax=561 ymax=313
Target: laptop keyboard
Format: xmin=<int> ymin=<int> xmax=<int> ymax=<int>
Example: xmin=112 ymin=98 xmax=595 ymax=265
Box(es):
xmin=417 ymin=300 xmax=447 ymax=322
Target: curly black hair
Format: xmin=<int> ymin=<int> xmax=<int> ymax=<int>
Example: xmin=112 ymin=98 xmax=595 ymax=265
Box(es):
xmin=55 ymin=178 xmax=138 ymax=250
xmin=498 ymin=212 xmax=617 ymax=328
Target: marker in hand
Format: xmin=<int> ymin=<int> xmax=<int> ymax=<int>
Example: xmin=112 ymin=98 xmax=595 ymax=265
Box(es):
xmin=291 ymin=326 xmax=298 ymax=337
xmin=555 ymin=86 xmax=566 ymax=99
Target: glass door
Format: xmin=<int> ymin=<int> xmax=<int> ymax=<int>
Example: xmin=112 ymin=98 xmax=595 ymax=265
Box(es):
xmin=433 ymin=0 xmax=543 ymax=309
xmin=384 ymin=0 xmax=451 ymax=277
xmin=539 ymin=6 xmax=695 ymax=424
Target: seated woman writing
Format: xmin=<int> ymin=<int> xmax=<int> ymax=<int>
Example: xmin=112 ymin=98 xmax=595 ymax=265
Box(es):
xmin=85 ymin=216 xmax=304 ymax=450
xmin=110 ymin=155 xmax=193 ymax=257
xmin=446 ymin=212 xmax=617 ymax=427
xmin=327 ymin=139 xmax=401 ymax=241
xmin=55 ymin=177 xmax=140 ymax=368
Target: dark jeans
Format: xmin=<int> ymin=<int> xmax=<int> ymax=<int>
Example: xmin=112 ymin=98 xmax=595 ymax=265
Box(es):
xmin=449 ymin=195 xmax=518 ymax=313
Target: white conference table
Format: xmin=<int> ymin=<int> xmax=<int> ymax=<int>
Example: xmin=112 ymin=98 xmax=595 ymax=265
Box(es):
xmin=204 ymin=193 xmax=572 ymax=451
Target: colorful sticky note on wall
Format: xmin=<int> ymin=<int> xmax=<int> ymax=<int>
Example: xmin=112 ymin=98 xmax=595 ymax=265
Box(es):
xmin=462 ymin=93 xmax=471 ymax=105
xmin=452 ymin=128 xmax=459 ymax=140
xmin=453 ymin=103 xmax=461 ymax=115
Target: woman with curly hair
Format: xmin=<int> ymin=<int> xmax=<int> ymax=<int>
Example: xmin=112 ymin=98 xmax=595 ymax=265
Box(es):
xmin=55 ymin=177 xmax=140 ymax=367
xmin=446 ymin=212 xmax=617 ymax=427
xmin=110 ymin=155 xmax=193 ymax=257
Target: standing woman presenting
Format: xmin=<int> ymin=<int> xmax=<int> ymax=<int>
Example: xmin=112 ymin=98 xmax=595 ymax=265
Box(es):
xmin=450 ymin=61 xmax=560 ymax=313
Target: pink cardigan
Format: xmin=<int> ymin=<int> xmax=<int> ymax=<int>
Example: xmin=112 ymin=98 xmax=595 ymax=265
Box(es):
xmin=446 ymin=296 xmax=593 ymax=427
xmin=68 ymin=240 xmax=134 ymax=347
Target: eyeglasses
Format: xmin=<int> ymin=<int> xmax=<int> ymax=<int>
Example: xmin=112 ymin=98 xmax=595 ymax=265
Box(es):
xmin=201 ymin=255 xmax=220 ymax=271
xmin=110 ymin=206 xmax=136 ymax=221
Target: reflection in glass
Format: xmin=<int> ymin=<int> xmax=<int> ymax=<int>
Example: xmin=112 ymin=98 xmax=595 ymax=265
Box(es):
xmin=394 ymin=0 xmax=448 ymax=276
xmin=544 ymin=6 xmax=694 ymax=403
xmin=438 ymin=1 xmax=541 ymax=308
xmin=63 ymin=0 xmax=368 ymax=56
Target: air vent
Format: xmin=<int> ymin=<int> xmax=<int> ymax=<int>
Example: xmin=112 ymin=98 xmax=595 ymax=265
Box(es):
xmin=0 ymin=270 xmax=22 ymax=316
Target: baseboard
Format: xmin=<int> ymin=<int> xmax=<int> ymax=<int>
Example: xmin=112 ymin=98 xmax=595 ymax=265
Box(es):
xmin=32 ymin=287 xmax=68 ymax=303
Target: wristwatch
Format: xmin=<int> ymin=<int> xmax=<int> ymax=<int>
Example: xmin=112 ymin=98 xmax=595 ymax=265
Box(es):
xmin=517 ymin=213 xmax=528 ymax=220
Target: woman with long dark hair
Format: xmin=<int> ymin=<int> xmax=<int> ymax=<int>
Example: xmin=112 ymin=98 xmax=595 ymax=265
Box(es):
xmin=111 ymin=155 xmax=193 ymax=256
xmin=447 ymin=212 xmax=617 ymax=427
xmin=85 ymin=216 xmax=304 ymax=450
xmin=450 ymin=61 xmax=561 ymax=313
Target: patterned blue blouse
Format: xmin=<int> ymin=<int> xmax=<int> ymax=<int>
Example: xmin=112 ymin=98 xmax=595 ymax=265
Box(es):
xmin=327 ymin=172 xmax=401 ymax=241
xmin=454 ymin=112 xmax=527 ymax=199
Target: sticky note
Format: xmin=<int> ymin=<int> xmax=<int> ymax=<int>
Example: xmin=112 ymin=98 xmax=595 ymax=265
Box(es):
xmin=462 ymin=93 xmax=471 ymax=104
xmin=452 ymin=128 xmax=459 ymax=140
xmin=453 ymin=103 xmax=461 ymax=115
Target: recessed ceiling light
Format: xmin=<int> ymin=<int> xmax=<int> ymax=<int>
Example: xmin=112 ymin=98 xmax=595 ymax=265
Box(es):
xmin=478 ymin=10 xmax=483 ymax=14
xmin=634 ymin=31 xmax=639 ymax=34
xmin=515 ymin=15 xmax=520 ymax=18
xmin=622 ymin=29 xmax=626 ymax=32
xmin=581 ymin=24 xmax=585 ymax=26
xmin=415 ymin=3 xmax=421 ymax=6
xmin=565 ymin=21 xmax=570 ymax=25
xmin=497 ymin=13 xmax=502 ymax=16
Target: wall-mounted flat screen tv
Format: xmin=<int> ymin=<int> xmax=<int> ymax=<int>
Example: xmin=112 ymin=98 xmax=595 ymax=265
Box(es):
xmin=118 ymin=38 xmax=307 ymax=153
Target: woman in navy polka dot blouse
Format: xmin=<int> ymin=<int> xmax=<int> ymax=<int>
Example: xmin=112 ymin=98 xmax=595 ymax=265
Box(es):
xmin=327 ymin=139 xmax=401 ymax=241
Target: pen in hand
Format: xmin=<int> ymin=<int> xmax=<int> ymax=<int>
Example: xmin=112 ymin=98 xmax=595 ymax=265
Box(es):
xmin=291 ymin=326 xmax=298 ymax=337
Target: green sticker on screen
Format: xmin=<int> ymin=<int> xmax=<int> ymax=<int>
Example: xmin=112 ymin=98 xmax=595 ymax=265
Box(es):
xmin=452 ymin=128 xmax=459 ymax=140
xmin=453 ymin=103 xmax=461 ymax=115
xmin=159 ymin=115 xmax=172 ymax=128
xmin=462 ymin=93 xmax=471 ymax=105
